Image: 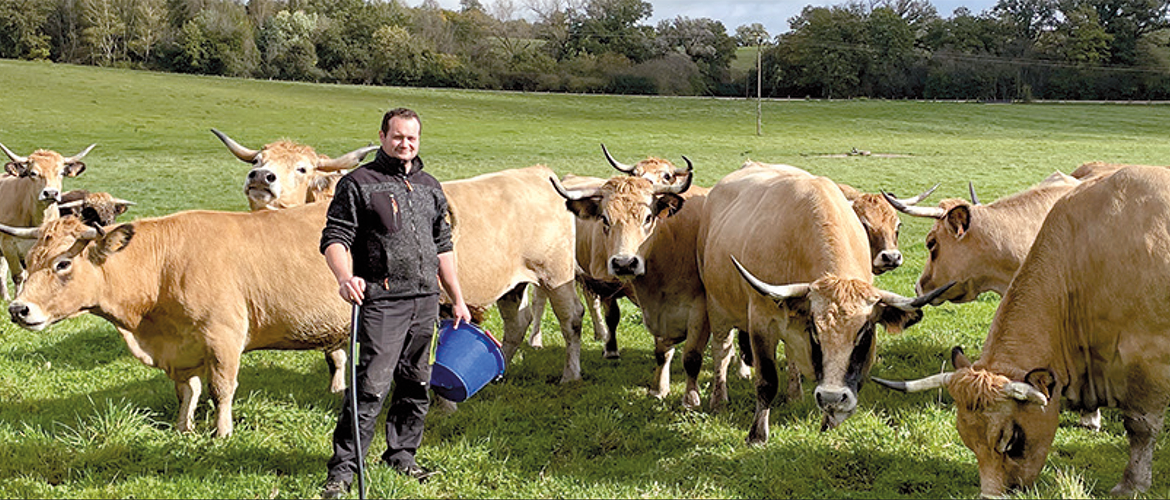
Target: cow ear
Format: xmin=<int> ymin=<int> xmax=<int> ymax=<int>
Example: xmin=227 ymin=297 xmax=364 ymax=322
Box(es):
xmin=876 ymin=306 xmax=923 ymax=334
xmin=64 ymin=161 xmax=86 ymax=177
xmin=1024 ymin=368 xmax=1056 ymax=400
xmin=943 ymin=205 xmax=971 ymax=238
xmin=5 ymin=161 xmax=24 ymax=177
xmin=564 ymin=198 xmax=602 ymax=221
xmin=951 ymin=346 xmax=972 ymax=369
xmin=90 ymin=224 xmax=134 ymax=263
xmin=652 ymin=193 xmax=685 ymax=218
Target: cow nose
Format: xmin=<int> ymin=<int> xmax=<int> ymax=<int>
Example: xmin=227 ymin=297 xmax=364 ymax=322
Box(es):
xmin=814 ymin=386 xmax=856 ymax=412
xmin=608 ymin=255 xmax=643 ymax=276
xmin=41 ymin=188 xmax=60 ymax=203
xmin=9 ymin=302 xmax=29 ymax=322
xmin=248 ymin=169 xmax=277 ymax=184
xmin=877 ymin=250 xmax=902 ymax=268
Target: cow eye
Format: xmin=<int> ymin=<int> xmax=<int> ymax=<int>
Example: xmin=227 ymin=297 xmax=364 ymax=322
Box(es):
xmin=663 ymin=173 xmax=673 ymax=182
xmin=998 ymin=422 xmax=1026 ymax=458
xmin=926 ymin=237 xmax=938 ymax=258
xmin=644 ymin=214 xmax=654 ymax=226
xmin=54 ymin=259 xmax=71 ymax=272
xmin=296 ymin=167 xmax=308 ymax=174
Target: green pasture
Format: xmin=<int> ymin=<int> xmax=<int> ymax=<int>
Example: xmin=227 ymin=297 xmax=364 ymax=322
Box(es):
xmin=3 ymin=58 xmax=1170 ymax=499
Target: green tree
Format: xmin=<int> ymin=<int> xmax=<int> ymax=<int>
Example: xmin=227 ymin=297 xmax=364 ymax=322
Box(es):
xmin=126 ymin=0 xmax=168 ymax=62
xmin=0 ymin=0 xmax=54 ymax=59
xmin=257 ymin=9 xmax=324 ymax=80
xmin=783 ymin=3 xmax=869 ymax=98
xmin=169 ymin=2 xmax=258 ymax=77
xmin=655 ymin=16 xmax=736 ymax=93
xmin=734 ymin=22 xmax=769 ymax=47
xmin=567 ymin=0 xmax=654 ymax=62
xmin=80 ymin=0 xmax=125 ymax=65
xmin=1038 ymin=3 xmax=1113 ymax=64
xmin=1062 ymin=0 xmax=1170 ymax=64
xmin=865 ymin=6 xmax=921 ymax=96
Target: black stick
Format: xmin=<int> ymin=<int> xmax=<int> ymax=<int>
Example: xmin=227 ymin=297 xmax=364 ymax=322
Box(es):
xmin=350 ymin=302 xmax=365 ymax=500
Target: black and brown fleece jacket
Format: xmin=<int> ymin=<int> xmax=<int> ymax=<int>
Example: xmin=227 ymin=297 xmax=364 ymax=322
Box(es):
xmin=320 ymin=149 xmax=453 ymax=299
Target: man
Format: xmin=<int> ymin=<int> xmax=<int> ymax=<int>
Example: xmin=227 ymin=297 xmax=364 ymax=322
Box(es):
xmin=319 ymin=107 xmax=472 ymax=498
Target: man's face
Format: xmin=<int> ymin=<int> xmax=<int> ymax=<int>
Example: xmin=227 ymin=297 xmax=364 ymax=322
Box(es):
xmin=380 ymin=116 xmax=421 ymax=163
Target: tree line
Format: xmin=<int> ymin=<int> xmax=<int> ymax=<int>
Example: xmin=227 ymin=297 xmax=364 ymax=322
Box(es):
xmin=2 ymin=0 xmax=1169 ymax=100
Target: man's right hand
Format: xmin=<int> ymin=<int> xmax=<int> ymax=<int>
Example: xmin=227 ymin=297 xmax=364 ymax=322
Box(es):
xmin=339 ymin=276 xmax=366 ymax=305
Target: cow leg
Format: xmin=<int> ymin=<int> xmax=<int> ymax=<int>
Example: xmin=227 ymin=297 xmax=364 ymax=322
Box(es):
xmin=786 ymin=356 xmax=803 ymax=402
xmin=206 ymin=348 xmax=241 ymax=438
xmin=708 ymin=328 xmax=736 ymax=412
xmin=1111 ymin=409 xmax=1164 ymax=496
xmin=581 ymin=284 xmax=607 ymax=342
xmin=528 ymin=286 xmax=546 ymax=348
xmin=0 ymin=248 xmax=8 ymax=301
xmin=498 ymin=283 xmax=532 ymax=366
xmin=544 ymin=281 xmax=584 ymax=383
xmin=651 ymin=341 xmax=675 ymax=399
xmin=0 ymin=239 xmax=24 ymax=297
xmin=747 ymin=333 xmax=781 ymax=445
xmin=1078 ymin=408 xmax=1102 ymax=431
xmin=174 ymin=376 xmax=202 ymax=434
xmin=326 ymin=349 xmax=347 ymax=393
xmin=681 ymin=316 xmax=712 ymax=411
xmin=600 ymin=294 xmax=620 ymax=359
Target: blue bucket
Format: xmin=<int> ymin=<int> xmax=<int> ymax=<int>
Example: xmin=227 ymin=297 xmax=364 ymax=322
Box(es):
xmin=430 ymin=320 xmax=506 ymax=402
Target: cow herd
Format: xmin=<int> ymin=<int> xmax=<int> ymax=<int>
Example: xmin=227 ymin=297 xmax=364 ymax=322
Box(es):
xmin=1 ymin=135 xmax=1169 ymax=497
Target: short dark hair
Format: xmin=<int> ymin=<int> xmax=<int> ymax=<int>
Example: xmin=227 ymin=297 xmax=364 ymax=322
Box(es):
xmin=382 ymin=108 xmax=421 ymax=133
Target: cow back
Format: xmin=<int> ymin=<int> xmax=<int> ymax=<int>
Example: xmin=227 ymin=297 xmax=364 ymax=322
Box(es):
xmin=441 ymin=165 xmax=576 ymax=306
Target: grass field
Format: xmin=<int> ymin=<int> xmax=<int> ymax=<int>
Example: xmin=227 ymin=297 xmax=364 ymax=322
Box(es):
xmin=2 ymin=58 xmax=1170 ymax=499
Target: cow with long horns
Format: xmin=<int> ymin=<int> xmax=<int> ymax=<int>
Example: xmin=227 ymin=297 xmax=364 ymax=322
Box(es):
xmin=0 ymin=142 xmax=93 ymax=299
xmin=552 ymin=168 xmax=711 ymax=404
xmin=874 ymin=166 xmax=1170 ymax=497
xmin=530 ymin=145 xmax=694 ymax=358
xmin=212 ymin=128 xmax=378 ymax=211
xmin=698 ymin=162 xmax=951 ymax=440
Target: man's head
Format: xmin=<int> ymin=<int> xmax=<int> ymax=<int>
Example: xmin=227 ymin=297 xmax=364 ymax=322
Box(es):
xmin=379 ymin=108 xmax=421 ymax=165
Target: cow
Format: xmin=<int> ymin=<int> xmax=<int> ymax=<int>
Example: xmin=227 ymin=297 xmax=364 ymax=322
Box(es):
xmin=873 ymin=166 xmax=1170 ymax=497
xmin=552 ymin=172 xmax=711 ymax=406
xmin=529 ymin=145 xmax=693 ymax=358
xmin=1069 ymin=160 xmax=1166 ymax=181
xmin=697 ymin=162 xmax=950 ymax=441
xmin=747 ymin=161 xmax=937 ymax=275
xmin=439 ymin=165 xmax=585 ymax=383
xmin=884 ymin=171 xmax=1081 ymax=303
xmin=0 ymin=142 xmax=93 ymax=300
xmin=211 ymin=128 xmax=377 ymax=211
xmin=3 ymin=202 xmax=349 ymax=437
xmin=58 ymin=190 xmax=135 ymax=227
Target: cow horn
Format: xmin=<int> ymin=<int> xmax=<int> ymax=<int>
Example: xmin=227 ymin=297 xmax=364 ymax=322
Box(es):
xmin=872 ymin=372 xmax=953 ymax=393
xmin=0 ymin=142 xmax=28 ymax=163
xmin=210 ymin=128 xmax=259 ymax=162
xmin=880 ymin=281 xmax=956 ymax=311
xmin=890 ymin=182 xmax=940 ymax=206
xmin=65 ymin=143 xmax=97 ymax=164
xmin=549 ymin=176 xmax=601 ymax=201
xmin=78 ymin=226 xmax=103 ymax=240
xmin=58 ymin=200 xmax=83 ymax=211
xmin=318 ymin=145 xmax=379 ymax=171
xmin=601 ymin=143 xmax=636 ymax=174
xmin=0 ymin=222 xmax=40 ymax=239
xmin=730 ymin=255 xmax=811 ymax=300
xmin=112 ymin=198 xmax=135 ymax=207
xmin=968 ymin=181 xmax=981 ymax=205
xmin=882 ymin=191 xmax=945 ymax=218
xmin=1005 ymin=381 xmax=1048 ymax=406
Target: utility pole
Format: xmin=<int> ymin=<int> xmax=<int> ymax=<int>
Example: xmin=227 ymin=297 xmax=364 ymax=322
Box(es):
xmin=756 ymin=36 xmax=762 ymax=136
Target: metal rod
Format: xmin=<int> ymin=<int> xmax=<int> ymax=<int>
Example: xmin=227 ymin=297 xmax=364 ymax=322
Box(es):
xmin=350 ymin=302 xmax=365 ymax=500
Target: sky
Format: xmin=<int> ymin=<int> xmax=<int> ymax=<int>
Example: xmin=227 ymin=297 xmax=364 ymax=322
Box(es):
xmin=404 ymin=0 xmax=1000 ymax=37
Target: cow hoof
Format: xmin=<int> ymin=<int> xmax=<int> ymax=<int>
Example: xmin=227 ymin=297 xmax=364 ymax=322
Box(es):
xmin=1078 ymin=409 xmax=1102 ymax=431
xmin=603 ymin=350 xmax=620 ymax=360
xmin=649 ymin=389 xmax=668 ymax=400
xmin=1109 ymin=482 xmax=1139 ymax=497
xmin=681 ymin=392 xmax=701 ymax=410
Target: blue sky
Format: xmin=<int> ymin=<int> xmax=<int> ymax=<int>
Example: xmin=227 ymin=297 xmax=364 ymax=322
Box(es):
xmin=407 ymin=0 xmax=1000 ymax=36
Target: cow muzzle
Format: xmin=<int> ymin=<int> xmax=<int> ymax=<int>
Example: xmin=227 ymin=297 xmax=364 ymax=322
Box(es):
xmin=8 ymin=301 xmax=48 ymax=331
xmin=245 ymin=168 xmax=280 ymax=202
xmin=814 ymin=385 xmax=857 ymax=430
xmin=607 ymin=254 xmax=645 ymax=277
xmin=872 ymin=250 xmax=903 ymax=274
xmin=39 ymin=188 xmax=61 ymax=204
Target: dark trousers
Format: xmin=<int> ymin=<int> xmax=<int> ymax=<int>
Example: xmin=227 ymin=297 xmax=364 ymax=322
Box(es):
xmin=326 ymin=293 xmax=438 ymax=483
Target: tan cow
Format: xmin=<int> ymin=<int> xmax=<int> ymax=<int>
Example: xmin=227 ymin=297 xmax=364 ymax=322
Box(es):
xmin=1069 ymin=160 xmax=1167 ymax=180
xmin=3 ymin=202 xmax=349 ymax=437
xmin=698 ymin=163 xmax=949 ymax=441
xmin=440 ymin=165 xmax=585 ymax=383
xmin=529 ymin=145 xmax=693 ymax=357
xmin=746 ymin=160 xmax=937 ymax=275
xmin=874 ymin=166 xmax=1170 ymax=497
xmin=552 ymin=173 xmax=711 ymax=406
xmin=886 ymin=171 xmax=1081 ymax=303
xmin=212 ymin=128 xmax=377 ymax=211
xmin=0 ymin=142 xmax=93 ymax=300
